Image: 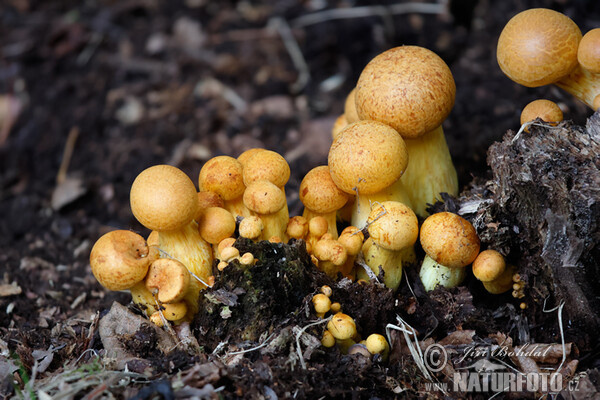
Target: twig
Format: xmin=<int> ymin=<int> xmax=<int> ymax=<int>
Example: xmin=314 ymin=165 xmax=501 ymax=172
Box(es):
xmin=269 ymin=17 xmax=310 ymax=93
xmin=56 ymin=127 xmax=80 ymax=184
xmin=291 ymin=2 xmax=447 ymax=28
xmin=296 ymin=317 xmax=332 ymax=370
xmin=228 ymin=332 xmax=276 ymax=355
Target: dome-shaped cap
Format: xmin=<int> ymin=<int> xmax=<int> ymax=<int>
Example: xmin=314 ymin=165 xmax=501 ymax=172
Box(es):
xmin=300 ymin=166 xmax=349 ymax=214
xmin=367 ymin=201 xmax=418 ymax=251
xmin=356 ymin=46 xmax=455 ymax=139
xmin=578 ymin=28 xmax=600 ymax=74
xmin=420 ymin=212 xmax=480 ymax=268
xmin=328 ymin=120 xmax=407 ymax=195
xmin=243 ymin=180 xmax=286 ymax=215
xmin=243 ymin=150 xmax=290 ymax=188
xmin=130 ymin=165 xmax=198 ymax=231
xmin=198 ymin=156 xmax=245 ymax=201
xmin=497 ymin=8 xmax=581 ymax=87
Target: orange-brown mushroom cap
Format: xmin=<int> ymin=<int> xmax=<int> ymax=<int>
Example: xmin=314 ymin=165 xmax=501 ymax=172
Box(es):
xmin=300 ymin=166 xmax=349 ymax=214
xmin=578 ymin=28 xmax=600 ymax=74
xmin=520 ymin=99 xmax=564 ymax=125
xmin=198 ymin=207 xmax=236 ymax=244
xmin=420 ymin=212 xmax=480 ymax=268
xmin=243 ymin=181 xmax=286 ymax=215
xmin=145 ymin=258 xmax=190 ymax=303
xmin=472 ymin=249 xmax=506 ymax=282
xmin=130 ymin=165 xmax=198 ymax=232
xmin=198 ymin=156 xmax=245 ymax=201
xmin=497 ymin=8 xmax=581 ymax=87
xmin=242 ymin=150 xmax=291 ymax=188
xmin=367 ymin=201 xmax=418 ymax=251
xmin=355 ymin=46 xmax=455 ymax=139
xmin=237 ymin=148 xmax=266 ymax=166
xmin=328 ymin=120 xmax=407 ymax=195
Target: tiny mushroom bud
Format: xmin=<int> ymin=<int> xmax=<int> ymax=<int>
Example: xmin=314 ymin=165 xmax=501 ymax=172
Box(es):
xmin=145 ymin=258 xmax=191 ymax=304
xmin=239 ymin=252 xmax=255 ymax=266
xmin=328 ymin=120 xmax=411 ymax=227
xmin=300 ymin=166 xmax=349 ymax=238
xmin=312 ymin=294 xmax=332 ymax=315
xmin=217 ymin=261 xmax=228 ymax=271
xmin=243 ymin=181 xmax=288 ymax=241
xmin=497 ymin=9 xmax=599 ymax=109
xmin=320 ymin=285 xmax=333 ymax=297
xmin=327 ymin=312 xmax=357 ymax=341
xmin=330 ymin=302 xmax=341 ymax=313
xmin=313 ymin=239 xmax=348 ymax=278
xmin=337 ymin=226 xmax=365 ymax=279
xmin=198 ymin=156 xmax=250 ymax=219
xmin=198 ymin=207 xmax=236 ymax=245
xmin=287 ymin=216 xmax=309 ymax=240
xmin=361 ymin=202 xmax=418 ymax=290
xmin=306 ymin=216 xmax=329 ymax=252
xmin=520 ymin=99 xmax=563 ymax=128
xmin=472 ymin=250 xmax=506 ymax=282
xmin=150 ymin=302 xmax=188 ymax=326
xmin=239 ymin=216 xmax=264 ymax=240
xmin=365 ymin=334 xmax=390 ymax=360
xmin=90 ymin=230 xmax=157 ymax=291
xmin=356 ymin=46 xmax=458 ymax=216
xmin=321 ymin=330 xmax=336 ymax=348
xmin=419 ymin=212 xmax=480 ymax=291
xmin=483 ymin=264 xmax=517 ymax=294
xmin=220 ymin=246 xmax=240 ymax=262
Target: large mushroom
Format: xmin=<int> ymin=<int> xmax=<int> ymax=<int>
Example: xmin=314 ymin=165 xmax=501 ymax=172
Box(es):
xmin=497 ymin=8 xmax=599 ymax=109
xmin=355 ymin=46 xmax=458 ymax=216
xmin=130 ymin=165 xmax=213 ymax=317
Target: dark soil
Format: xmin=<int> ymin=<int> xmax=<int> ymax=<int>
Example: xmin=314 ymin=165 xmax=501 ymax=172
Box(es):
xmin=1 ymin=0 xmax=599 ymax=398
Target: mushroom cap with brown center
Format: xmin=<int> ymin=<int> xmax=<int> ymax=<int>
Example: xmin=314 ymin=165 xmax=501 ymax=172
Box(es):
xmin=355 ymin=46 xmax=455 ymax=139
xmin=242 ymin=150 xmax=290 ymax=188
xmin=578 ymin=28 xmax=600 ymax=74
xmin=497 ymin=8 xmax=581 ymax=87
xmin=472 ymin=249 xmax=506 ymax=282
xmin=198 ymin=156 xmax=245 ymax=201
xmin=420 ymin=212 xmax=480 ymax=268
xmin=130 ymin=165 xmax=198 ymax=232
xmin=328 ymin=120 xmax=407 ymax=195
xmin=243 ymin=180 xmax=286 ymax=215
xmin=367 ymin=201 xmax=418 ymax=251
xmin=300 ymin=166 xmax=349 ymax=214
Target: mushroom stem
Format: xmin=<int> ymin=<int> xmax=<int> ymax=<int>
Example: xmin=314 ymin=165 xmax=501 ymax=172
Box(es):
xmin=360 ymin=238 xmax=404 ymax=290
xmin=130 ymin=281 xmax=159 ymax=316
xmin=401 ymin=125 xmax=458 ymax=216
xmin=351 ymin=178 xmax=412 ymax=229
xmin=555 ymin=64 xmax=600 ymax=109
xmin=419 ymin=254 xmax=466 ymax=291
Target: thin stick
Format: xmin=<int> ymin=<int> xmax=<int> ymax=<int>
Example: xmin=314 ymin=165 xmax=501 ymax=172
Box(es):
xmin=296 ymin=317 xmax=332 ymax=369
xmin=56 ymin=127 xmax=80 ymax=184
xmin=228 ymin=332 xmax=275 ymax=355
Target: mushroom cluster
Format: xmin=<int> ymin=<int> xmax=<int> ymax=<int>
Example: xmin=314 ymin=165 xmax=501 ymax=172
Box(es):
xmin=497 ymin=8 xmax=600 ymax=111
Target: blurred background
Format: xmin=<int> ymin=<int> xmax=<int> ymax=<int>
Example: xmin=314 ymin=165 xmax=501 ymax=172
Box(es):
xmin=0 ymin=0 xmax=599 ymax=316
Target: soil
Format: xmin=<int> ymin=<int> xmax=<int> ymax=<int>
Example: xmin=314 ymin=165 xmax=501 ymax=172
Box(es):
xmin=1 ymin=0 xmax=599 ymax=399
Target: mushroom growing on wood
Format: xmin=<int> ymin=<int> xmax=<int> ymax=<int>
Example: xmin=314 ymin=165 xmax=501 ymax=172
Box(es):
xmin=520 ymin=99 xmax=564 ymax=128
xmin=328 ymin=120 xmax=411 ymax=228
xmin=130 ymin=165 xmax=213 ymax=317
xmin=419 ymin=212 xmax=480 ymax=291
xmin=497 ymin=8 xmax=599 ymax=109
xmin=355 ymin=46 xmax=458 ymax=216
xmin=198 ymin=156 xmax=250 ymax=219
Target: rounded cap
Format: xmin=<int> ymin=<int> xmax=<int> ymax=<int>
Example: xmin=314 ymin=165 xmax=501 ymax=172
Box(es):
xmin=195 ymin=191 xmax=225 ymax=221
xmin=497 ymin=9 xmax=581 ymax=87
xmin=520 ymin=99 xmax=563 ymax=125
xmin=332 ymin=114 xmax=348 ymax=141
xmin=367 ymin=201 xmax=418 ymax=251
xmin=472 ymin=249 xmax=506 ymax=282
xmin=338 ymin=226 xmax=364 ymax=256
xmin=198 ymin=207 xmax=236 ymax=244
xmin=243 ymin=181 xmax=286 ymax=215
xmin=356 ymin=46 xmax=455 ymax=138
xmin=328 ymin=121 xmax=407 ymax=195
xmin=312 ymin=293 xmax=332 ymax=314
xmin=327 ymin=312 xmax=357 ymax=340
xmin=130 ymin=165 xmax=198 ymax=232
xmin=237 ymin=148 xmax=265 ymax=166
xmin=300 ymin=166 xmax=349 ymax=214
xmin=308 ymin=216 xmax=329 ymax=238
xmin=239 ymin=216 xmax=264 ymax=239
xmin=344 ymin=88 xmax=360 ymax=123
xmin=145 ymin=258 xmax=190 ymax=303
xmin=313 ymin=239 xmax=347 ymax=266
xmin=420 ymin=212 xmax=480 ymax=268
xmin=287 ymin=216 xmax=309 ymax=239
xmin=243 ymin=150 xmax=290 ymax=188
xmin=90 ymin=230 xmax=153 ymax=291
xmin=198 ymin=156 xmax=245 ymax=201
xmin=365 ymin=334 xmax=389 ymax=355
xmin=578 ymin=28 xmax=600 ymax=74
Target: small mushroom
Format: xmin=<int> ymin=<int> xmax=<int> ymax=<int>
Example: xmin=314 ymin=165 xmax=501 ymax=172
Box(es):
xmin=198 ymin=207 xmax=236 ymax=245
xmin=243 ymin=181 xmax=287 ymax=241
xmin=239 ymin=216 xmax=264 ymax=241
xmin=327 ymin=312 xmax=357 ymax=341
xmin=313 ymin=238 xmax=348 ymax=278
xmin=286 ymin=216 xmax=309 ymax=241
xmin=150 ymin=302 xmax=188 ymax=326
xmin=145 ymin=258 xmax=191 ymax=304
xmin=312 ymin=293 xmax=332 ymax=317
xmin=472 ymin=250 xmax=506 ymax=283
xmin=365 ymin=334 xmax=389 ymax=361
xmin=337 ymin=226 xmax=364 ymax=280
xmin=520 ymin=99 xmax=564 ymax=128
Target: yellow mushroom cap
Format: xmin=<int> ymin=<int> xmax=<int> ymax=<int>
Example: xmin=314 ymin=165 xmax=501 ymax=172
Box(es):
xmin=242 ymin=150 xmax=290 ymax=188
xmin=472 ymin=249 xmax=506 ymax=282
xmin=300 ymin=166 xmax=349 ymax=214
xmin=151 ymin=302 xmax=188 ymax=323
xmin=344 ymin=88 xmax=360 ymax=123
xmin=321 ymin=330 xmax=336 ymax=348
xmin=237 ymin=148 xmax=265 ymax=167
xmin=145 ymin=258 xmax=190 ymax=304
xmin=420 ymin=212 xmax=480 ymax=268
xmin=195 ymin=191 xmax=225 ymax=221
xmin=367 ymin=201 xmax=418 ymax=251
xmin=338 ymin=226 xmax=364 ymax=256
xmin=130 ymin=165 xmax=198 ymax=232
xmin=497 ymin=8 xmax=581 ymax=87
xmin=578 ymin=28 xmax=600 ymax=74
xmin=328 ymin=120 xmax=407 ymax=195
xmin=327 ymin=313 xmax=357 ymax=340
xmin=198 ymin=156 xmax=245 ymax=201
xmin=287 ymin=216 xmax=309 ymax=239
xmin=313 ymin=239 xmax=347 ymax=266
xmin=198 ymin=207 xmax=236 ymax=244
xmin=217 ymin=237 xmax=236 ymax=255
xmin=365 ymin=334 xmax=389 ymax=355
xmin=243 ymin=181 xmax=286 ymax=215
xmin=308 ymin=216 xmax=329 ymax=238
xmin=239 ymin=216 xmax=264 ymax=239
xmin=356 ymin=46 xmax=455 ymax=139
xmin=520 ymin=99 xmax=564 ymax=125
xmin=312 ymin=293 xmax=332 ymax=314
xmin=90 ymin=230 xmax=153 ymax=291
